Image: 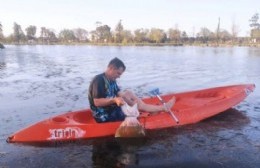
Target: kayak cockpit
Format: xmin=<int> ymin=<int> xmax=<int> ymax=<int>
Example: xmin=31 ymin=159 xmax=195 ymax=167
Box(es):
xmin=73 ymin=111 xmax=96 ymax=124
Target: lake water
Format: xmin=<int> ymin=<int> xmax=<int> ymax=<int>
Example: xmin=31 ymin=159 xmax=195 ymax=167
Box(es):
xmin=0 ymin=45 xmax=260 ymax=168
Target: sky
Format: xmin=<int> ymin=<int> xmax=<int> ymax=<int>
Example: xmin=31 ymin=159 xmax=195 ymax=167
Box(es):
xmin=0 ymin=0 xmax=259 ymax=37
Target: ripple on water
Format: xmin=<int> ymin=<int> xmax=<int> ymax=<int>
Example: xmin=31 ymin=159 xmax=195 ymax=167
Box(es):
xmin=254 ymin=105 xmax=260 ymax=112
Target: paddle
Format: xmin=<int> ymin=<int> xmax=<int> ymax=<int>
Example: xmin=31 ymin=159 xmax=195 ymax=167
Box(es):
xmin=149 ymin=88 xmax=179 ymax=124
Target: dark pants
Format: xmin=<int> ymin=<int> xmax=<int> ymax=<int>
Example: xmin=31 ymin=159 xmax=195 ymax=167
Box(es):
xmin=94 ymin=106 xmax=125 ymax=123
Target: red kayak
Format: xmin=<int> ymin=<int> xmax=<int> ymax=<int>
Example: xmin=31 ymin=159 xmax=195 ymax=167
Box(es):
xmin=7 ymin=84 xmax=255 ymax=143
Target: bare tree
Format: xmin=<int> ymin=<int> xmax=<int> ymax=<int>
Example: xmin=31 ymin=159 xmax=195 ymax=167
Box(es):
xmin=168 ymin=28 xmax=181 ymax=44
xmin=40 ymin=27 xmax=57 ymax=44
xmin=73 ymin=28 xmax=88 ymax=42
xmin=197 ymin=27 xmax=212 ymax=43
xmin=219 ymin=29 xmax=231 ymax=43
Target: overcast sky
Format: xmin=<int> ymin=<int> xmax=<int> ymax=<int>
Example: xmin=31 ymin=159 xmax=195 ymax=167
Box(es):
xmin=0 ymin=0 xmax=259 ymax=36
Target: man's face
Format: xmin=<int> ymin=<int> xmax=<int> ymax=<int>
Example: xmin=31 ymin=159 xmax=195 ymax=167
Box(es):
xmin=110 ymin=67 xmax=124 ymax=81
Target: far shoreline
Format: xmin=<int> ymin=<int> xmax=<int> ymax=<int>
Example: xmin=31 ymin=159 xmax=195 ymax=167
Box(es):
xmin=1 ymin=42 xmax=260 ymax=48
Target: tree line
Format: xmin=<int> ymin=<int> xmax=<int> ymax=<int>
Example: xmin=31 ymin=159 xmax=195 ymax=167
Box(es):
xmin=0 ymin=13 xmax=259 ymax=46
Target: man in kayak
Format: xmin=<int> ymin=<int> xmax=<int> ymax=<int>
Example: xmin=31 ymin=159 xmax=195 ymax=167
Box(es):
xmin=88 ymin=57 xmax=175 ymax=123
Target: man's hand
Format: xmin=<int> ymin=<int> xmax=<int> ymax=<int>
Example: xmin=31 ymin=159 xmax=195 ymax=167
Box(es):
xmin=113 ymin=97 xmax=125 ymax=106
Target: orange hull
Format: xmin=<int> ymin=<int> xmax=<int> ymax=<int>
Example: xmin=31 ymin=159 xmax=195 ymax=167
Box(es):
xmin=7 ymin=84 xmax=255 ymax=143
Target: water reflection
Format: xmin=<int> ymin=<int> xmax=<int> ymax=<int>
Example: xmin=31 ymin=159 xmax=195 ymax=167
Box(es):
xmin=91 ymin=108 xmax=251 ymax=168
xmin=147 ymin=108 xmax=250 ymax=141
xmin=14 ymin=137 xmax=145 ymax=167
xmin=92 ymin=138 xmax=145 ymax=168
xmin=134 ymin=108 xmax=252 ymax=167
xmin=248 ymin=47 xmax=260 ymax=57
xmin=0 ymin=51 xmax=6 ymax=71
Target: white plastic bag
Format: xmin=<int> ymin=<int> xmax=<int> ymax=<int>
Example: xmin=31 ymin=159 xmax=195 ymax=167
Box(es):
xmin=115 ymin=103 xmax=145 ymax=137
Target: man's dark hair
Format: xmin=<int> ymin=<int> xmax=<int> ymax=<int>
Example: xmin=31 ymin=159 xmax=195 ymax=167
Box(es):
xmin=108 ymin=57 xmax=126 ymax=71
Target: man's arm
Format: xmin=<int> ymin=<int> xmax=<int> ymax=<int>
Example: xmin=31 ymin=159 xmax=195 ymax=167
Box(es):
xmin=94 ymin=97 xmax=124 ymax=107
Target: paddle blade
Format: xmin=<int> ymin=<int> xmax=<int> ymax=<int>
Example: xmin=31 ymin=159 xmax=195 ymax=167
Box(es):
xmin=149 ymin=88 xmax=160 ymax=96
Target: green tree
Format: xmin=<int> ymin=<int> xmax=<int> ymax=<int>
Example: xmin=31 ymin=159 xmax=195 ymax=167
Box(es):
xmin=181 ymin=31 xmax=188 ymax=43
xmin=46 ymin=29 xmax=57 ymax=43
xmin=249 ymin=13 xmax=260 ymax=30
xmin=13 ymin=22 xmax=25 ymax=43
xmin=59 ymin=29 xmax=76 ymax=43
xmin=122 ymin=30 xmax=133 ymax=44
xmin=251 ymin=29 xmax=260 ymax=40
xmin=96 ymin=25 xmax=112 ymax=42
xmin=149 ymin=28 xmax=166 ymax=43
xmin=25 ymin=25 xmax=37 ymax=40
xmin=114 ymin=20 xmax=124 ymax=43
xmin=134 ymin=28 xmax=149 ymax=43
xmin=249 ymin=13 xmax=260 ymax=41
xmin=90 ymin=30 xmax=97 ymax=42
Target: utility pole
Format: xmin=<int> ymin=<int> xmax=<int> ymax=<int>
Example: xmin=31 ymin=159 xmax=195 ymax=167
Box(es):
xmin=217 ymin=17 xmax=220 ymax=46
